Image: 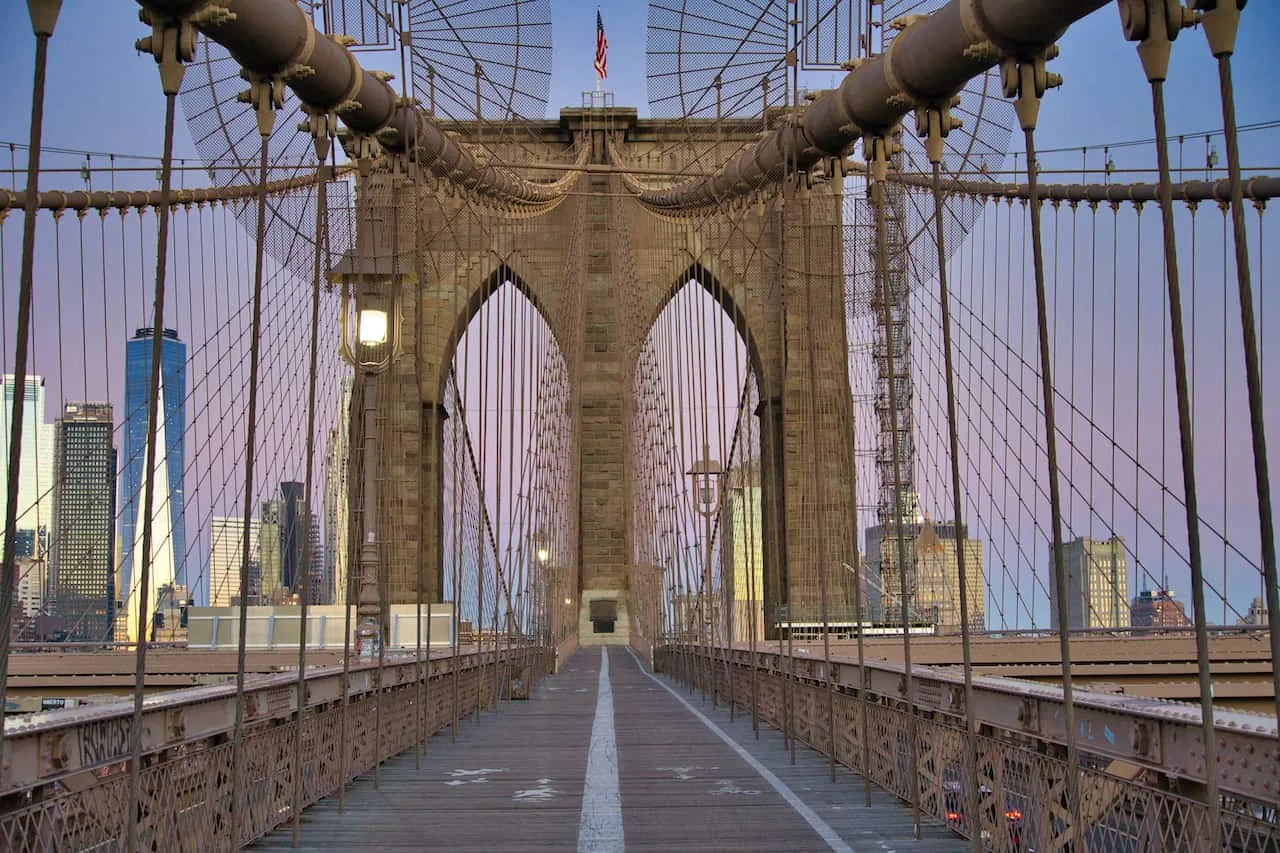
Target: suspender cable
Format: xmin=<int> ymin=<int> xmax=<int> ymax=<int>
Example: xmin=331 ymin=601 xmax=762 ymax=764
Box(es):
xmin=412 ymin=141 xmax=431 ymax=768
xmin=450 ymin=228 xmax=464 ymax=744
xmin=337 ymin=199 xmax=357 ymax=812
xmin=369 ymin=175 xmax=403 ymax=789
xmin=289 ymin=106 xmax=333 ymax=847
xmin=694 ymin=237 xmax=717 ymax=708
xmin=800 ymin=176 xmax=838 ymax=785
xmin=1199 ymin=0 xmax=1280 ymax=731
xmin=1122 ymin=4 xmax=1222 ymax=830
xmin=712 ymin=224 xmax=734 ymax=721
xmin=775 ymin=192 xmax=797 ymax=765
xmin=126 ymin=11 xmax=190 ymax=846
xmin=474 ymin=258 xmax=488 ymax=724
xmin=920 ymin=104 xmax=982 ymax=853
xmin=230 ymin=68 xmax=282 ymax=850
xmin=843 ymin=178 xmax=873 ymax=809
xmin=1004 ymin=46 xmax=1083 ymax=845
xmin=0 ymin=2 xmax=61 ymax=751
xmin=867 ymin=130 xmax=921 ymax=837
xmin=450 ymin=370 xmax=462 ymax=742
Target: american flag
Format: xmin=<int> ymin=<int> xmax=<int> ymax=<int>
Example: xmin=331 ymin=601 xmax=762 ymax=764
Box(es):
xmin=594 ymin=10 xmax=608 ymax=80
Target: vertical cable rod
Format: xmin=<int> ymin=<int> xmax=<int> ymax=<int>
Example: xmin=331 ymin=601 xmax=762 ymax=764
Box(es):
xmin=924 ymin=116 xmax=982 ymax=851
xmin=1149 ymin=72 xmax=1222 ymax=837
xmin=868 ymin=132 xmax=921 ymax=837
xmin=125 ymin=29 xmax=183 ymax=849
xmin=230 ymin=70 xmax=281 ymax=850
xmin=0 ymin=2 xmax=60 ymax=753
xmin=1005 ymin=45 xmax=1083 ymax=843
xmin=1200 ymin=0 xmax=1279 ymax=731
xmin=289 ymin=108 xmax=332 ymax=847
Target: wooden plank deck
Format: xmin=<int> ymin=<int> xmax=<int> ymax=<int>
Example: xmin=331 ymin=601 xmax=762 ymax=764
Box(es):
xmin=252 ymin=647 xmax=967 ymax=852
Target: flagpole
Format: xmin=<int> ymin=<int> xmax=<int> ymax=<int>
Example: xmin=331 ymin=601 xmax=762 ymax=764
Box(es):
xmin=595 ymin=7 xmax=605 ymax=101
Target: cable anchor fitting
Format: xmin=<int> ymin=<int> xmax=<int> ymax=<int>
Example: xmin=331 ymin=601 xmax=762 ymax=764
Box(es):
xmin=1000 ymin=45 xmax=1062 ymax=132
xmin=298 ymin=106 xmax=338 ymax=163
xmin=1118 ymin=0 xmax=1201 ymax=82
xmin=136 ymin=7 xmax=217 ymax=95
xmin=1193 ymin=0 xmax=1244 ymax=59
xmin=913 ymin=94 xmax=963 ymax=166
xmin=861 ymin=129 xmax=901 ymax=206
xmin=237 ymin=71 xmax=286 ymax=137
xmin=339 ymin=132 xmax=383 ymax=178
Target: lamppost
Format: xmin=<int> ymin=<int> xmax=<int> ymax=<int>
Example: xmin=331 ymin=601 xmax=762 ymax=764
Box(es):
xmin=672 ymin=582 xmax=685 ymax=640
xmin=532 ymin=530 xmax=550 ymax=644
xmin=338 ymin=279 xmax=402 ymax=659
xmin=687 ymin=444 xmax=723 ymax=703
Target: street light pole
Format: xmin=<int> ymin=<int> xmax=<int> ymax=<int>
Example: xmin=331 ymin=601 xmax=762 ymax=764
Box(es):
xmin=338 ymin=262 xmax=402 ymax=660
xmin=355 ymin=372 xmax=381 ymax=659
xmin=688 ymin=444 xmax=723 ymax=707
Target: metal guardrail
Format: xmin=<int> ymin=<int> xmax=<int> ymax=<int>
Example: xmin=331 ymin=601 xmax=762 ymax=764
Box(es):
xmin=0 ymin=645 xmax=552 ymax=851
xmin=657 ymin=644 xmax=1279 ymax=851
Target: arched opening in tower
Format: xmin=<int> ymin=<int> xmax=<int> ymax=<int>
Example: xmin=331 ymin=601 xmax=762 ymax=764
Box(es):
xmin=444 ymin=279 xmax=574 ymax=649
xmin=630 ymin=275 xmax=763 ymax=649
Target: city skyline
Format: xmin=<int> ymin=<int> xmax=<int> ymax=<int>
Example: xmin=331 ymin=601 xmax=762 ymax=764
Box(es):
xmin=0 ymin=4 xmax=1272 ymax=847
xmin=0 ymin=4 xmax=1276 ymax=629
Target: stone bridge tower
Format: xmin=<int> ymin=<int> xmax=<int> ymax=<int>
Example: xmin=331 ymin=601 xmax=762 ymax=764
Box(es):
xmin=343 ymin=108 xmax=858 ymax=648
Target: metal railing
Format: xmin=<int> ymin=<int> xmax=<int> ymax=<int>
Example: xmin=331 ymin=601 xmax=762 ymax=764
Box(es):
xmin=657 ymin=644 xmax=1279 ymax=852
xmin=0 ymin=645 xmax=552 ymax=851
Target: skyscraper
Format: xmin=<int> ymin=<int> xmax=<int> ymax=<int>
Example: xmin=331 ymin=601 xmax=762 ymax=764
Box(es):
xmin=1 ymin=374 xmax=56 ymax=561
xmin=863 ymin=491 xmax=925 ymax=620
xmin=280 ymin=480 xmax=304 ymax=591
xmin=721 ymin=477 xmax=764 ymax=642
xmin=875 ymin=516 xmax=985 ymax=633
xmin=48 ymin=403 xmax=117 ymax=641
xmin=1051 ymin=535 xmax=1129 ymax=630
xmin=209 ymin=516 xmax=261 ymax=607
xmin=258 ymin=498 xmax=283 ymax=602
xmin=304 ymin=513 xmax=326 ymax=604
xmin=120 ymin=328 xmax=187 ymax=635
xmin=1130 ymin=588 xmax=1191 ymax=628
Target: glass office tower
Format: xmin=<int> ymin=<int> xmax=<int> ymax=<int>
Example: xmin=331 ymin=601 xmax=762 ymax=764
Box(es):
xmin=120 ymin=328 xmax=187 ymax=620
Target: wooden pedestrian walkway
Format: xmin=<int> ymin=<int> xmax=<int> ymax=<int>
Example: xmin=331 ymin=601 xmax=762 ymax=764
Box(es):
xmin=253 ymin=647 xmax=967 ymax=852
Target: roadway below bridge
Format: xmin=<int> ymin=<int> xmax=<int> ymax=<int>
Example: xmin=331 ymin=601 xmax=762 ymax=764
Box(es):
xmin=6 ymin=631 xmax=1272 ymax=716
xmin=2 ymin=648 xmax=346 ymax=713
xmin=814 ymin=630 xmax=1275 ymax=714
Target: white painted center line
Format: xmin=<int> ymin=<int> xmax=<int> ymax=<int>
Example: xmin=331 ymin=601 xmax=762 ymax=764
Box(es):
xmin=626 ymin=648 xmax=856 ymax=853
xmin=578 ymin=648 xmax=625 ymax=852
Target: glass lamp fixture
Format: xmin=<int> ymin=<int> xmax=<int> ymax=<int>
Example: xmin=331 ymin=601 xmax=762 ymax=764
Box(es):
xmin=357 ymin=308 xmax=389 ymax=345
xmin=339 ymin=284 xmax=402 ymax=373
xmin=686 ymin=444 xmax=724 ymax=519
